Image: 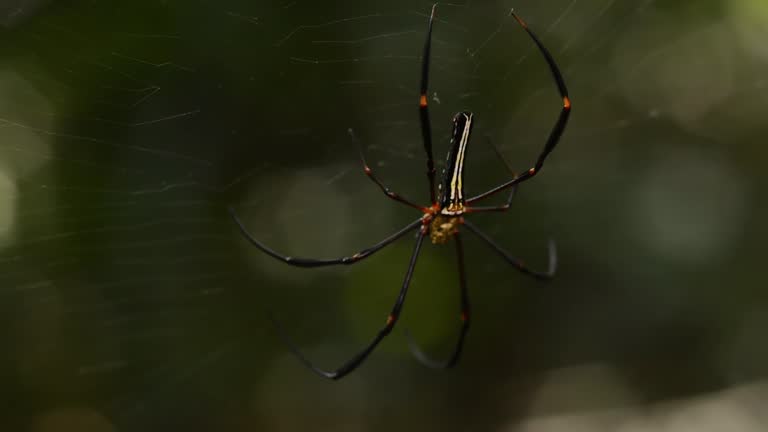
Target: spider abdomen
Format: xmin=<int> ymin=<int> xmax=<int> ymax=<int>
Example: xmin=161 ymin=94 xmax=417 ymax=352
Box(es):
xmin=439 ymin=112 xmax=473 ymax=213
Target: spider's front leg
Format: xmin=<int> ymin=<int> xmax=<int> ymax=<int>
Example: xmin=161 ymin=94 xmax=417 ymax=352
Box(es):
xmin=418 ymin=4 xmax=439 ymax=205
xmin=467 ymin=10 xmax=571 ymax=205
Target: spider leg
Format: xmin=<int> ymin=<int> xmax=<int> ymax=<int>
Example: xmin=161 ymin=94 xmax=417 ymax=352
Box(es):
xmin=462 ymin=220 xmax=556 ymax=280
xmin=465 ymin=136 xmax=518 ymax=213
xmin=349 ymin=129 xmax=428 ymax=212
xmin=419 ymin=4 xmax=438 ymax=205
xmin=230 ymin=207 xmax=422 ymax=267
xmin=271 ymin=228 xmax=427 ymax=380
xmin=464 ymin=188 xmax=516 ymax=212
xmin=467 ymin=10 xmax=571 ymax=205
xmin=405 ymin=232 xmax=469 ymax=369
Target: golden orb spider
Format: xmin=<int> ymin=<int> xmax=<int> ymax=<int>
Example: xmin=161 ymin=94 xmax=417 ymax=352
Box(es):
xmin=230 ymin=5 xmax=571 ymax=380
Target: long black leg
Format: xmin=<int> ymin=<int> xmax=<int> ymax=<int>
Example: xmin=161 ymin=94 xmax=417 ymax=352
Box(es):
xmin=467 ymin=10 xmax=571 ymax=204
xmin=230 ymin=207 xmax=422 ymax=268
xmin=467 ymin=136 xmax=518 ymax=213
xmin=349 ymin=129 xmax=427 ymax=212
xmin=271 ymin=228 xmax=427 ymax=380
xmin=465 ymin=188 xmax=516 ymax=212
xmin=462 ymin=220 xmax=556 ymax=279
xmin=406 ymin=232 xmax=469 ymax=369
xmin=419 ymin=4 xmax=438 ymax=205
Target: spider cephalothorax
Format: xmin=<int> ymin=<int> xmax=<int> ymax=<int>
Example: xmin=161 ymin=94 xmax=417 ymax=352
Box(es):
xmin=230 ymin=4 xmax=570 ymax=380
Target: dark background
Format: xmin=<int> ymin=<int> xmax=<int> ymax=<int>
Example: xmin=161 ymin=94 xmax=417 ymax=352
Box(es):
xmin=1 ymin=0 xmax=767 ymax=430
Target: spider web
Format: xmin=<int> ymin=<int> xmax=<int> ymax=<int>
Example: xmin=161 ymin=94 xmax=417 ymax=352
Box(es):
xmin=1 ymin=0 xmax=767 ymax=430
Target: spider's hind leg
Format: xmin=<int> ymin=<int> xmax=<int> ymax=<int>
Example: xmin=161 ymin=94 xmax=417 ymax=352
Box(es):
xmin=272 ymin=229 xmax=429 ymax=380
xmin=463 ymin=220 xmax=557 ymax=280
xmin=405 ymin=233 xmax=470 ymax=369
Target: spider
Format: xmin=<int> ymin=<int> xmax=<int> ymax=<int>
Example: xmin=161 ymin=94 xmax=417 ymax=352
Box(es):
xmin=230 ymin=5 xmax=570 ymax=380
